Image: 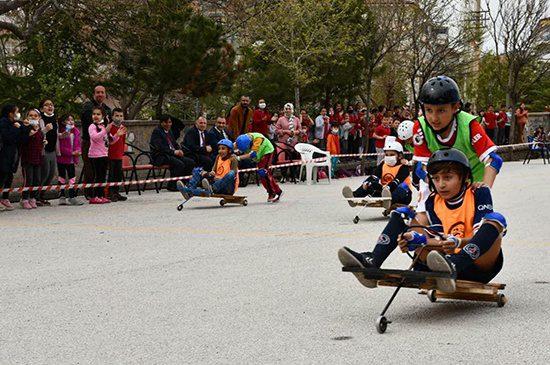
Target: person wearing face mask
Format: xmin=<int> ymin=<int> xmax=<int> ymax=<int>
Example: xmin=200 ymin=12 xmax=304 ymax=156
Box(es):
xmin=37 ymin=99 xmax=57 ymax=206
xmin=250 ymin=99 xmax=271 ymax=136
xmin=0 ymin=104 xmax=23 ymax=211
xmin=18 ymin=109 xmax=45 ymax=209
xmin=275 ymin=103 xmax=301 ymax=161
xmin=228 ymin=95 xmax=252 ymax=139
xmin=342 ymin=137 xmax=411 ymax=210
xmin=56 ymin=114 xmax=83 ymax=206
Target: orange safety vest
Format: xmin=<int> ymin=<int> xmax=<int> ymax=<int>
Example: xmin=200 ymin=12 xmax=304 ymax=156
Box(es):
xmin=381 ymin=163 xmax=411 ymax=187
xmin=433 ymin=188 xmax=475 ymax=239
xmin=214 ymin=155 xmax=239 ymax=193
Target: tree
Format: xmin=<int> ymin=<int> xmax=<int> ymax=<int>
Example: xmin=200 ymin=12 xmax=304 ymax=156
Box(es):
xmin=111 ymin=0 xmax=236 ymax=118
xmin=246 ymin=0 xmax=349 ymax=111
xmin=484 ymin=0 xmax=549 ymax=142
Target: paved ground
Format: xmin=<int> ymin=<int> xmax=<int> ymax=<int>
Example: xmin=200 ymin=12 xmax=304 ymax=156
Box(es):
xmin=1 ymin=161 xmax=549 ymax=364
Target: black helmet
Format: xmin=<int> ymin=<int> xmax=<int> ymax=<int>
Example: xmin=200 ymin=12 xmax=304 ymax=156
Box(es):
xmin=419 ymin=75 xmax=461 ymax=105
xmin=427 ymin=148 xmax=472 ymax=186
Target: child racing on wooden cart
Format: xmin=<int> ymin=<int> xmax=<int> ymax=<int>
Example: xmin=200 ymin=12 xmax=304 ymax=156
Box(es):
xmin=176 ymin=139 xmax=247 ymax=208
xmin=338 ymin=148 xmax=507 ymax=333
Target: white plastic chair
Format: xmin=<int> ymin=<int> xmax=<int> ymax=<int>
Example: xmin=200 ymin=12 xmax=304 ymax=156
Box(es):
xmin=294 ymin=143 xmax=331 ymax=185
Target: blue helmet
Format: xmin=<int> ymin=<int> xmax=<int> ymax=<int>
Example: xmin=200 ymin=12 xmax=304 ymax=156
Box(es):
xmin=236 ymin=134 xmax=252 ymax=152
xmin=217 ymin=138 xmax=233 ymax=151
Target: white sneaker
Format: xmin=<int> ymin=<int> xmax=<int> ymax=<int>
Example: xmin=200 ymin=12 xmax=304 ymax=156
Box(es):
xmin=59 ymin=197 xmax=67 ymax=206
xmin=342 ymin=186 xmax=356 ymax=207
xmin=427 ymin=251 xmax=457 ymax=293
xmin=381 ymin=186 xmax=392 ymax=210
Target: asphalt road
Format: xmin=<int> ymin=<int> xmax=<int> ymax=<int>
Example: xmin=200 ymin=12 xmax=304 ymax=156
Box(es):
xmin=1 ymin=161 xmax=549 ymax=364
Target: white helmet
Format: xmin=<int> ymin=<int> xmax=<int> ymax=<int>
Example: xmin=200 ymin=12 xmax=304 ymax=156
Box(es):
xmin=397 ymin=120 xmax=414 ymax=141
xmin=383 ymin=136 xmax=403 ymax=153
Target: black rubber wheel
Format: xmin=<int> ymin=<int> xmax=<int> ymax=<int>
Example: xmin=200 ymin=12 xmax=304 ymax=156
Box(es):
xmin=428 ymin=290 xmax=437 ymax=303
xmin=376 ymin=316 xmax=388 ymax=334
xmin=353 ymin=216 xmax=359 ymax=224
xmin=220 ymin=199 xmax=226 ymax=207
xmin=177 ymin=204 xmax=183 ymax=211
xmin=242 ymin=199 xmax=248 ymax=206
xmin=382 ymin=210 xmax=389 ymax=217
xmin=497 ymin=294 xmax=506 ymax=307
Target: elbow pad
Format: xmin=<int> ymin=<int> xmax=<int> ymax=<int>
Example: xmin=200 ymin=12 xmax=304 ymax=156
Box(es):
xmin=482 ymin=211 xmax=507 ymax=236
xmin=486 ymin=152 xmax=503 ymax=173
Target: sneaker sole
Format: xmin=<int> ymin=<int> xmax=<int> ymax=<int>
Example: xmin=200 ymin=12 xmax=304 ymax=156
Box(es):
xmin=342 ymin=186 xmax=357 ymax=207
xmin=338 ymin=248 xmax=377 ymax=288
xmin=381 ymin=188 xmax=392 ymax=210
xmin=427 ymin=251 xmax=456 ymax=293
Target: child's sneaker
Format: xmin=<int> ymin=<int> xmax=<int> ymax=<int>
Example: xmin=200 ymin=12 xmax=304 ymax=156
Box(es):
xmin=267 ymin=194 xmax=275 ymax=202
xmin=342 ymin=186 xmax=356 ymax=207
xmin=0 ymin=204 xmax=5 ymax=212
xmin=426 ymin=251 xmax=457 ymax=293
xmin=201 ymin=179 xmax=213 ymax=195
xmin=38 ymin=199 xmax=51 ymax=206
xmin=89 ymin=197 xmax=101 ymax=204
xmin=68 ymin=198 xmax=84 ymax=206
xmin=59 ymin=197 xmax=67 ymax=206
xmin=177 ymin=181 xmax=190 ymax=200
xmin=0 ymin=199 xmax=14 ymax=211
xmin=269 ymin=191 xmax=283 ymax=203
xmin=100 ymin=197 xmax=111 ymax=204
xmin=115 ymin=193 xmax=127 ymax=201
xmin=20 ymin=199 xmax=32 ymax=210
xmin=29 ymin=199 xmax=38 ymax=209
xmin=381 ymin=186 xmax=392 ymax=210
xmin=338 ymin=247 xmax=378 ymax=288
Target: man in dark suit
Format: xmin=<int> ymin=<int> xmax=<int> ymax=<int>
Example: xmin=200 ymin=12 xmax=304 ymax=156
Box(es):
xmin=207 ymin=116 xmax=232 ymax=156
xmin=183 ymin=116 xmax=214 ymax=170
xmin=149 ymin=115 xmax=195 ymax=190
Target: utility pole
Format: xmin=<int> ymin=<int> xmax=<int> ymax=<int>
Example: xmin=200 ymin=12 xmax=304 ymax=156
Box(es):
xmin=463 ymin=0 xmax=484 ymax=113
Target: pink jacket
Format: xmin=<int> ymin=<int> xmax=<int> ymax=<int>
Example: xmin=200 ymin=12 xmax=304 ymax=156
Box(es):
xmin=275 ymin=115 xmax=301 ymax=147
xmin=88 ymin=124 xmax=118 ymax=158
xmin=57 ymin=127 xmax=81 ymax=165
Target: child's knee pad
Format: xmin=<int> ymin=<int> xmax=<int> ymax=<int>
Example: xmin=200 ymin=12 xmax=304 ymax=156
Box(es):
xmin=192 ymin=167 xmax=203 ymax=174
xmin=481 ymin=212 xmax=507 ymax=236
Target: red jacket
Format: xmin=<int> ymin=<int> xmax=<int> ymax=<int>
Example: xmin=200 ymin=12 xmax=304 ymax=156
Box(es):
xmin=497 ymin=111 xmax=507 ymax=129
xmin=374 ymin=125 xmax=391 ymax=148
xmin=108 ymin=124 xmax=126 ymax=160
xmin=250 ymin=109 xmax=271 ymax=136
xmin=21 ymin=129 xmax=44 ymax=165
xmin=484 ymin=112 xmax=497 ymax=130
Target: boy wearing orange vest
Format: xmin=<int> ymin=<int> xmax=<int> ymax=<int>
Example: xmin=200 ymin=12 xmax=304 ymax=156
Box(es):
xmin=342 ymin=137 xmax=411 ymax=209
xmin=338 ymin=148 xmax=507 ymax=293
xmin=177 ymin=139 xmax=238 ymax=199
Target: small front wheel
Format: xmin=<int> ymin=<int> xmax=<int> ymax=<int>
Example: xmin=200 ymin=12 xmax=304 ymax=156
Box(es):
xmin=376 ymin=316 xmax=389 ymax=334
xmin=177 ymin=204 xmax=183 ymax=211
xmin=428 ymin=290 xmax=437 ymax=303
xmin=497 ymin=294 xmax=507 ymax=307
xmin=220 ymin=199 xmax=226 ymax=207
xmin=242 ymin=199 xmax=248 ymax=206
xmin=353 ymin=216 xmax=359 ymax=224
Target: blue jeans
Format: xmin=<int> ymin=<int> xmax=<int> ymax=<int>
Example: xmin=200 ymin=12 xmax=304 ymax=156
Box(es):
xmin=181 ymin=168 xmax=236 ymax=196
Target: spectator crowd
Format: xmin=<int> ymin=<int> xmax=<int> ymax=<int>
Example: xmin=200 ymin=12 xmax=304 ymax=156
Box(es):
xmin=0 ymin=84 xmax=546 ymax=212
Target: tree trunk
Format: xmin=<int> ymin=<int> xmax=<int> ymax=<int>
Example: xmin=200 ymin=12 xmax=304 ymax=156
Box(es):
xmin=154 ymin=92 xmax=165 ymax=120
xmin=294 ymin=85 xmax=301 ymax=112
xmin=506 ymin=66 xmax=518 ymax=144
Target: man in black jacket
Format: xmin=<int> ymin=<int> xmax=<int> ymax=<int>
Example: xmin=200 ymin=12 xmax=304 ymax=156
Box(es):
xmin=149 ymin=115 xmax=195 ymax=190
xmin=182 ymin=117 xmax=214 ymax=170
xmin=207 ymin=116 xmax=232 ymax=154
xmin=0 ymin=104 xmax=23 ymax=210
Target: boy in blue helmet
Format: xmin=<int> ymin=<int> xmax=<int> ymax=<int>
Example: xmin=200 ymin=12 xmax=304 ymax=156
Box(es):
xmin=339 ymin=148 xmax=507 ymax=293
xmin=177 ymin=139 xmax=239 ymax=199
xmin=235 ymin=132 xmax=282 ymax=202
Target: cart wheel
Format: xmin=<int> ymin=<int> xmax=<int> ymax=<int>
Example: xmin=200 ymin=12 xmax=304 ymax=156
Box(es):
xmin=376 ymin=316 xmax=389 ymax=334
xmin=382 ymin=210 xmax=389 ymax=217
xmin=242 ymin=199 xmax=248 ymax=206
xmin=177 ymin=204 xmax=183 ymax=211
xmin=353 ymin=216 xmax=359 ymax=224
xmin=220 ymin=199 xmax=226 ymax=207
xmin=497 ymin=294 xmax=506 ymax=307
xmin=428 ymin=290 xmax=437 ymax=303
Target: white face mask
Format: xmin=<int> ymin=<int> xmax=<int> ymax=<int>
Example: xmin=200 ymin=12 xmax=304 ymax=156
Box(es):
xmin=29 ymin=119 xmax=39 ymax=127
xmin=331 ymin=128 xmax=339 ymax=134
xmin=259 ymin=103 xmax=266 ymax=109
xmin=14 ymin=112 xmax=21 ymax=121
xmin=384 ymin=155 xmax=397 ymax=166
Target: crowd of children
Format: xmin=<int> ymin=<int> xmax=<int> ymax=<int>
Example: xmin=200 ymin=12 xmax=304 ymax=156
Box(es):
xmin=0 ymin=101 xmax=129 ymax=211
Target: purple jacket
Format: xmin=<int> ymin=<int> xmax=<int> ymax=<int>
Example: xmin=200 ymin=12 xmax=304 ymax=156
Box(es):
xmin=56 ymin=127 xmax=81 ymax=165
